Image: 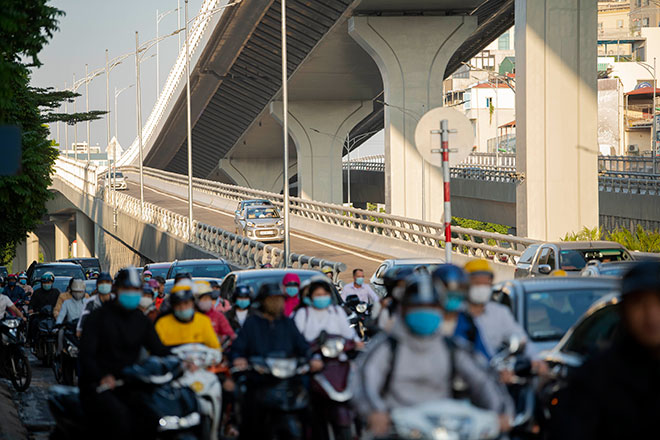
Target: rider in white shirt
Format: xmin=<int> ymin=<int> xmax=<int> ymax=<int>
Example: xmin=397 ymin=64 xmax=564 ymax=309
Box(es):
xmin=341 ymin=268 xmax=381 ymax=317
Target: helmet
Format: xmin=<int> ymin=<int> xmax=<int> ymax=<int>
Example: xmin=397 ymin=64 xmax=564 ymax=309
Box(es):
xmin=70 ymin=279 xmax=86 ymax=293
xmin=464 ymin=259 xmax=494 ymax=278
xmin=142 ymin=283 xmax=155 ymax=296
xmin=170 ymin=283 xmax=194 ymax=306
xmin=622 ymin=262 xmax=660 ymax=298
xmin=299 ymin=275 xmax=334 ymax=302
xmin=550 ymin=269 xmax=567 ymax=277
xmin=401 ymin=274 xmax=443 ymax=308
xmin=7 ymin=274 xmax=17 ymax=281
xmin=143 ymin=270 xmax=153 ymax=278
xmin=282 ymin=273 xmax=300 ymax=286
xmin=382 ymin=267 xmax=414 ymax=297
xmin=432 ymin=264 xmax=469 ymax=293
xmin=255 ymin=282 xmax=285 ymax=305
xmin=18 ymin=273 xmax=27 ymax=280
xmin=88 ymin=270 xmax=100 ymax=279
xmin=97 ymin=272 xmax=113 ymax=284
xmin=114 ymin=267 xmax=142 ymax=290
xmin=41 ymin=272 xmax=55 ymax=283
xmin=321 ymin=266 xmax=333 ymax=275
xmin=233 ymin=284 xmax=254 ymax=301
xmin=174 ymin=272 xmax=192 ymax=283
xmin=193 ymin=280 xmax=213 ymax=299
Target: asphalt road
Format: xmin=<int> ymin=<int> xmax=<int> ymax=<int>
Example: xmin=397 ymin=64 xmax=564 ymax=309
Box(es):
xmin=118 ymin=177 xmax=388 ymax=283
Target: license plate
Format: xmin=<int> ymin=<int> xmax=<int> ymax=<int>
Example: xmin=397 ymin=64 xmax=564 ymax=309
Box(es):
xmin=260 ymin=231 xmax=275 ymax=236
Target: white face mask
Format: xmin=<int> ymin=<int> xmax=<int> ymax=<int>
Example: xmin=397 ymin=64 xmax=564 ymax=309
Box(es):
xmin=139 ymin=297 xmax=153 ymax=308
xmin=468 ymin=285 xmax=492 ymax=304
xmin=197 ymin=300 xmax=213 ymax=312
xmin=72 ymin=291 xmax=85 ymax=301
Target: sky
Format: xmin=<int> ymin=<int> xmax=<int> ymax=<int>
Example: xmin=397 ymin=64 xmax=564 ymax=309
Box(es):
xmin=32 ymin=0 xmax=384 ymax=159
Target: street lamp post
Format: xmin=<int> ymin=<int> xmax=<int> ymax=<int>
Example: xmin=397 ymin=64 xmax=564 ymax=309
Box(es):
xmin=156 ymin=5 xmax=179 ymax=99
xmin=85 ymin=64 xmax=91 ymax=162
xmin=73 ymin=73 xmax=78 ymax=161
xmin=281 ymin=0 xmax=291 ymax=266
xmin=64 ymin=81 xmax=68 ymax=156
xmin=636 ymin=58 xmax=657 ymax=173
xmin=135 ymin=31 xmax=145 ymax=219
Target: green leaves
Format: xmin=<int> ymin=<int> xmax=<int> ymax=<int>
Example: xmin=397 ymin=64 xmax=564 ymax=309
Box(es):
xmin=562 ymin=225 xmax=660 ymax=253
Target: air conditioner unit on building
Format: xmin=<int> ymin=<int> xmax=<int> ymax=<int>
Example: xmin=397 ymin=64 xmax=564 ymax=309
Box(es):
xmin=628 ymin=144 xmax=640 ymax=155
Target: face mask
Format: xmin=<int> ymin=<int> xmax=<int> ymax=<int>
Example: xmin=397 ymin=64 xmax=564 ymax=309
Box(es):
xmin=144 ymin=277 xmax=151 ymax=282
xmin=312 ymin=296 xmax=332 ymax=309
xmin=97 ymin=283 xmax=112 ymax=295
xmin=8 ymin=281 xmax=16 ymax=287
xmin=42 ymin=283 xmax=53 ymax=291
xmin=20 ymin=279 xmax=26 ymax=285
xmin=210 ymin=290 xmax=220 ymax=300
xmin=468 ymin=285 xmax=492 ymax=304
xmin=118 ymin=292 xmax=141 ymax=310
xmin=285 ymin=286 xmax=299 ymax=297
xmin=174 ymin=307 xmax=194 ymax=322
xmin=197 ymin=300 xmax=213 ymax=312
xmin=355 ymin=277 xmax=364 ymax=286
xmin=444 ymin=293 xmax=464 ymax=313
xmin=139 ymin=297 xmax=153 ymax=308
xmin=404 ymin=309 xmax=443 ymax=336
xmin=72 ymin=291 xmax=85 ymax=301
xmin=236 ymin=298 xmax=251 ymax=309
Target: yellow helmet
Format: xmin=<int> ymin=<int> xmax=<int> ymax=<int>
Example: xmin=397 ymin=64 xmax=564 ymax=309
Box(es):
xmin=464 ymin=259 xmax=494 ymax=277
xmin=550 ymin=269 xmax=567 ymax=277
xmin=171 ymin=279 xmax=194 ymax=295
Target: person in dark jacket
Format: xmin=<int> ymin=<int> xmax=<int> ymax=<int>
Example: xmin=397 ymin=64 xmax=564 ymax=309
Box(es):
xmin=3 ymin=274 xmax=28 ymax=303
xmin=551 ymin=262 xmax=660 ymax=440
xmin=28 ymin=272 xmax=61 ymax=313
xmin=79 ymin=268 xmax=169 ymax=440
xmin=230 ymin=282 xmax=321 ymax=440
xmin=224 ymin=284 xmax=254 ymax=332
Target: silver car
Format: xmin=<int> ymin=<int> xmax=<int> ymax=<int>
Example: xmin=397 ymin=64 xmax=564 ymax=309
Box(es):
xmin=104 ymin=171 xmax=127 ymax=190
xmin=235 ymin=204 xmax=284 ymax=242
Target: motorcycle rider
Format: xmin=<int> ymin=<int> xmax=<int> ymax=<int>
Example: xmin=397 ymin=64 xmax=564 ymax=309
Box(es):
xmin=282 ymin=273 xmax=301 ymax=317
xmin=18 ymin=273 xmax=33 ymax=296
xmin=209 ymin=280 xmax=231 ymax=313
xmin=56 ymin=279 xmax=86 ymax=359
xmin=551 ymin=262 xmax=660 ymax=440
xmin=341 ymin=268 xmax=381 ymax=317
xmin=153 ymin=276 xmax=166 ymax=310
xmin=76 ymin=272 xmax=114 ymax=336
xmin=378 ymin=267 xmax=414 ymax=331
xmin=138 ymin=283 xmax=159 ymax=322
xmin=230 ymin=282 xmax=322 ymax=439
xmin=0 ymin=291 xmax=25 ymax=320
xmin=155 ymin=283 xmax=220 ymax=349
xmin=142 ymin=270 xmax=152 ymax=283
xmin=193 ymin=280 xmax=235 ymax=340
xmin=225 ymin=284 xmax=254 ymax=332
xmin=28 ymin=272 xmax=60 ymax=343
xmin=4 ymin=274 xmax=28 ymax=304
xmin=79 ymin=267 xmax=170 ymax=440
xmin=352 ymin=274 xmax=513 ymax=436
xmin=54 ymin=278 xmax=89 ymax=319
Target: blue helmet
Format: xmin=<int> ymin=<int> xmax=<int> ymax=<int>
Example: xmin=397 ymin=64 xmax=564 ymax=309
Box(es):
xmin=402 ymin=274 xmax=443 ymax=307
xmin=432 ymin=264 xmax=469 ymax=294
xmin=97 ymin=272 xmax=113 ymax=285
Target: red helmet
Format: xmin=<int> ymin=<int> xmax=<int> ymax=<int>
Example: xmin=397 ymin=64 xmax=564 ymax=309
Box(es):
xmin=282 ymin=273 xmax=300 ymax=286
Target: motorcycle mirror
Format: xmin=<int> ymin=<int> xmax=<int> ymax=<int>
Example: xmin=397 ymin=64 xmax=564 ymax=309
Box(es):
xmin=508 ymin=336 xmax=525 ymax=354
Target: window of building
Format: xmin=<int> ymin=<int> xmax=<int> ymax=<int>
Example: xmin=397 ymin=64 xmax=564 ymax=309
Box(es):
xmin=643 ymin=17 xmax=650 ymax=27
xmin=636 ymin=0 xmax=641 ymax=7
xmin=498 ymin=31 xmax=510 ymax=50
xmin=453 ymin=64 xmax=469 ymax=79
xmin=472 ymin=50 xmax=495 ymax=71
xmin=617 ymin=19 xmax=624 ymax=28
xmin=485 ymin=97 xmax=493 ymax=109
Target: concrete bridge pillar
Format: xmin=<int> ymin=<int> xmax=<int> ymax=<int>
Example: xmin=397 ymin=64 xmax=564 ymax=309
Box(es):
xmin=12 ymin=232 xmax=39 ymax=272
xmin=515 ymin=0 xmax=598 ymax=240
xmin=349 ymin=16 xmax=477 ymax=220
xmin=218 ymin=158 xmax=294 ymax=194
xmin=53 ymin=218 xmax=70 ymax=260
xmin=271 ymin=100 xmax=372 ymax=204
xmin=75 ymin=211 xmax=94 ymax=258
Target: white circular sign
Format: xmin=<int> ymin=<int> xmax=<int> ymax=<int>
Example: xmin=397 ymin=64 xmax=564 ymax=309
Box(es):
xmin=414 ymin=107 xmax=475 ymax=168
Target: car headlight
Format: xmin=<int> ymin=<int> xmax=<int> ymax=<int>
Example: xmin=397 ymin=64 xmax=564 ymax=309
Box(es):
xmin=2 ymin=319 xmax=19 ymax=329
xmin=356 ymin=303 xmax=368 ymax=314
xmin=277 ymin=220 xmax=283 ymax=226
xmin=247 ymin=222 xmax=255 ymax=227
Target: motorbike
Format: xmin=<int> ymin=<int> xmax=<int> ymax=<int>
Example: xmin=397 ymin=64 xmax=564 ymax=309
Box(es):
xmin=48 ymin=355 xmax=202 ymax=440
xmin=171 ymin=344 xmax=223 ymax=440
xmin=388 ymin=399 xmax=501 ymax=440
xmin=233 ymin=355 xmax=310 ymax=439
xmin=0 ymin=315 xmax=32 ymax=391
xmin=53 ymin=321 xmax=80 ymax=386
xmin=343 ymin=294 xmax=373 ymax=340
xmin=310 ymin=333 xmax=357 ymax=440
xmin=32 ymin=305 xmax=58 ymax=367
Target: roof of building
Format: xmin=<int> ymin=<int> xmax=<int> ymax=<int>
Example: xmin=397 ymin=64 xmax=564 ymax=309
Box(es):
xmin=499 ymin=120 xmax=516 ymax=128
xmin=625 ymin=86 xmax=660 ymax=96
xmin=473 ymin=82 xmax=511 ymax=89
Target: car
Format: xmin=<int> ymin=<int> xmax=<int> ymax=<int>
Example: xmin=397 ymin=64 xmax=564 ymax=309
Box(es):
xmin=218 ymin=269 xmax=342 ymax=304
xmin=163 ymin=277 xmax=224 ymax=295
xmin=83 ymin=279 xmax=98 ymax=295
xmin=103 ymin=171 xmax=127 ymax=190
xmin=234 ymin=199 xmax=274 ymax=222
xmin=0 ymin=266 xmax=7 ymax=279
xmin=580 ymin=260 xmax=638 ymax=277
xmin=143 ymin=262 xmax=173 ymax=279
xmin=26 ymin=262 xmax=86 ymax=286
xmin=492 ymin=276 xmax=620 ymax=352
xmin=370 ymin=258 xmax=445 ymax=297
xmin=32 ymin=276 xmax=73 ymax=295
xmin=166 ymin=259 xmax=232 ymax=280
xmin=513 ymin=241 xmax=632 ymax=278
xmin=58 ymin=258 xmax=102 ymax=278
xmin=234 ymin=204 xmax=284 ymax=242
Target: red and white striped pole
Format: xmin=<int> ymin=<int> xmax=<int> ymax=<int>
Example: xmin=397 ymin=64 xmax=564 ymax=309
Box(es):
xmin=440 ymin=119 xmax=452 ymax=263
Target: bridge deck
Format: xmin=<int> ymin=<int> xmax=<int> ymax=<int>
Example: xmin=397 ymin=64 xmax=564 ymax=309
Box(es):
xmin=122 ymin=174 xmax=387 ymax=282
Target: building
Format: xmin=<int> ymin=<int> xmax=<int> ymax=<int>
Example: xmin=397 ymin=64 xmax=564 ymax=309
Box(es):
xmin=462 ymin=81 xmax=516 ymax=153
xmin=630 ymin=0 xmax=660 ymax=30
xmin=599 ymin=1 xmax=635 ymax=59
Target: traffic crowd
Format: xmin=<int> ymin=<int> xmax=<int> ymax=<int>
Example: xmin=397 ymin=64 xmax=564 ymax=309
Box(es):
xmin=0 ymin=257 xmax=659 ymax=440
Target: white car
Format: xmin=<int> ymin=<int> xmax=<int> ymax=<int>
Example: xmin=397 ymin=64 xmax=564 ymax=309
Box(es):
xmin=234 ymin=205 xmax=284 ymax=242
xmin=104 ymin=171 xmax=127 ymax=190
xmin=370 ymin=258 xmax=445 ymax=297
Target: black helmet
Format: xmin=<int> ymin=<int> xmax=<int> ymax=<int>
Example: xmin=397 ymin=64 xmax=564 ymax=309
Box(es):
xmin=255 ymin=282 xmax=285 ymax=305
xmin=174 ymin=272 xmax=192 ymax=283
xmin=432 ymin=264 xmax=469 ymax=294
xmin=114 ymin=267 xmax=142 ymax=290
xmin=97 ymin=272 xmax=112 ymax=284
xmin=233 ymin=284 xmax=254 ymax=301
xmin=41 ymin=272 xmax=55 ymax=283
xmin=383 ymin=267 xmax=414 ymax=297
xmin=401 ymin=274 xmax=443 ymax=307
xmin=170 ymin=283 xmax=194 ymax=307
xmin=622 ymin=262 xmax=660 ymax=298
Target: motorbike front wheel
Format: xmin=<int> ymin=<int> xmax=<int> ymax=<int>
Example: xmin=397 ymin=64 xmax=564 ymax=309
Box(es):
xmin=10 ymin=351 xmax=32 ymax=392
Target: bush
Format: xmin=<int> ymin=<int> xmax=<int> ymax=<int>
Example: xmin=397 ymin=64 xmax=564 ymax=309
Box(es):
xmin=562 ymin=225 xmax=660 ymax=253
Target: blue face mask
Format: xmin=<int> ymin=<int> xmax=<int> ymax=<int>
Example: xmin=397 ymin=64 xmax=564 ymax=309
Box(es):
xmin=236 ymin=298 xmax=251 ymax=309
xmin=404 ymin=309 xmax=443 ymax=336
xmin=312 ymin=296 xmax=332 ymax=309
xmin=444 ymin=293 xmax=464 ymax=313
xmin=355 ymin=277 xmax=364 ymax=286
xmin=174 ymin=307 xmax=194 ymax=321
xmin=285 ymin=286 xmax=299 ymax=297
xmin=19 ymin=279 xmax=26 ymax=285
xmin=118 ymin=292 xmax=141 ymax=310
xmin=42 ymin=283 xmax=53 ymax=291
xmin=8 ymin=281 xmax=16 ymax=287
xmin=144 ymin=276 xmax=151 ymax=282
xmin=97 ymin=283 xmax=112 ymax=295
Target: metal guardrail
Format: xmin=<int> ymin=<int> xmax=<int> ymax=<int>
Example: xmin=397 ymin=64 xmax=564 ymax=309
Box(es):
xmin=342 ymin=155 xmax=385 ymax=172
xmin=450 ymin=167 xmax=517 ymax=182
xmin=52 ymin=159 xmax=346 ymax=279
xmin=120 ymin=165 xmax=538 ymax=265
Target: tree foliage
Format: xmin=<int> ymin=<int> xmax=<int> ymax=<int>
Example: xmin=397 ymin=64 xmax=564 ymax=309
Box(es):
xmin=562 ymin=225 xmax=660 ymax=253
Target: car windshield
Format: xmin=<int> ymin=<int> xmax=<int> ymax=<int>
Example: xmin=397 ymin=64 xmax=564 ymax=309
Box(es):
xmin=246 ymin=207 xmax=279 ymax=219
xmin=244 ymin=200 xmax=270 ymax=207
xmin=518 ymin=245 xmax=539 ymax=265
xmin=559 ymin=249 xmax=629 ymax=271
xmin=169 ymin=262 xmax=231 ymax=279
xmin=33 ymin=266 xmax=85 ymax=282
xmin=238 ymin=272 xmax=325 ymax=297
xmin=525 ymin=288 xmax=615 ymax=341
xmin=110 ymin=172 xmax=124 ymax=178
xmin=146 ymin=266 xmax=170 ymax=279
xmin=34 ymin=277 xmax=72 ymax=293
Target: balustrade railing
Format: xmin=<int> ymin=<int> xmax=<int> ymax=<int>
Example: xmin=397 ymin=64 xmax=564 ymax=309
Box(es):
xmin=53 ymin=156 xmax=98 ymax=195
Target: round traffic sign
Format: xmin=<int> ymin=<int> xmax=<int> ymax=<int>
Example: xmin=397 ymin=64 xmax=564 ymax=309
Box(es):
xmin=414 ymin=107 xmax=474 ymax=168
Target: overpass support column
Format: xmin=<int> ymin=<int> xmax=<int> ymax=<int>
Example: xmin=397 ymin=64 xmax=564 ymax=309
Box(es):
xmin=218 ymin=158 xmax=295 ymax=194
xmin=13 ymin=232 xmax=39 ymax=272
xmin=270 ymin=101 xmax=372 ymax=204
xmin=349 ymin=16 xmax=477 ymax=220
xmin=53 ymin=219 xmax=69 ymax=260
xmin=75 ymin=211 xmax=94 ymax=258
xmin=515 ymin=0 xmax=598 ymax=240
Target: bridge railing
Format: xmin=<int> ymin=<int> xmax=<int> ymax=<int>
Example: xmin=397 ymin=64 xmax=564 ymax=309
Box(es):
xmin=122 ymin=165 xmax=538 ymax=265
xmin=52 ymin=159 xmax=346 ymax=278
xmin=462 ymin=152 xmax=516 ymax=168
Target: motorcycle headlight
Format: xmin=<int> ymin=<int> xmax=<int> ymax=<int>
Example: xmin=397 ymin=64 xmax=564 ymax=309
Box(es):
xmin=266 ymin=358 xmax=298 ymax=379
xmin=356 ymin=303 xmax=368 ymax=314
xmin=321 ymin=338 xmax=345 ymax=358
xmin=67 ymin=344 xmax=79 ymax=357
xmin=158 ymin=412 xmax=201 ymax=431
xmin=2 ymin=319 xmax=19 ymax=329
